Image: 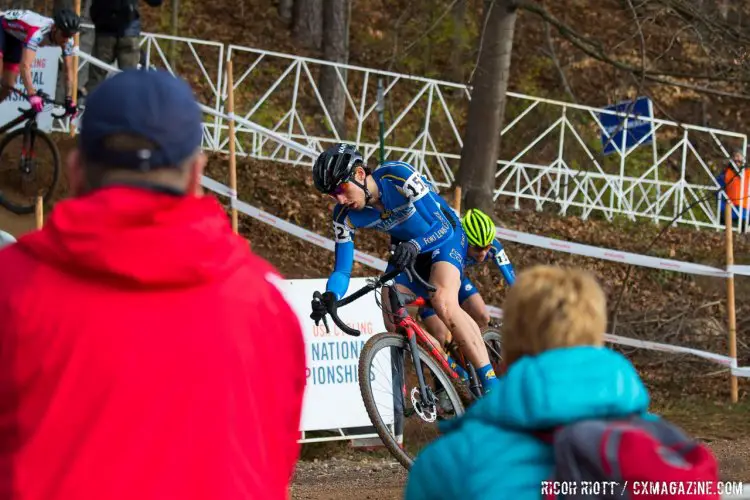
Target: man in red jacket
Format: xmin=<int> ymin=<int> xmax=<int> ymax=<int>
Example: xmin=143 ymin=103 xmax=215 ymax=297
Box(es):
xmin=0 ymin=69 xmax=306 ymax=499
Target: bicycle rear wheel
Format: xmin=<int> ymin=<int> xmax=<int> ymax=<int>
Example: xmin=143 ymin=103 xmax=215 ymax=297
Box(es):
xmin=0 ymin=128 xmax=60 ymax=215
xmin=483 ymin=327 xmax=504 ymax=376
xmin=358 ymin=332 xmax=465 ymax=470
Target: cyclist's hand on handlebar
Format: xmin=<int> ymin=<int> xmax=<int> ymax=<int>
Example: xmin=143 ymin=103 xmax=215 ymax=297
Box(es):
xmin=310 ymin=291 xmax=336 ymax=331
xmin=389 ymin=240 xmax=419 ymax=270
xmin=64 ymin=96 xmax=77 ymax=118
xmin=28 ymin=94 xmax=43 ymax=113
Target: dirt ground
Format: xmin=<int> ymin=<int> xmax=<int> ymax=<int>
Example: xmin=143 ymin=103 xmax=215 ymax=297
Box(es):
xmin=288 ymin=437 xmax=750 ymax=500
xmin=291 ymin=456 xmax=406 ymax=500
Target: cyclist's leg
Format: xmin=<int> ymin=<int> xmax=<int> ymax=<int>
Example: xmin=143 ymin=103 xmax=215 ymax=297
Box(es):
xmin=428 ymin=233 xmax=497 ymax=393
xmin=0 ymin=31 xmax=21 ymax=101
xmin=419 ymin=308 xmax=450 ymax=346
xmin=458 ymin=277 xmax=490 ymax=331
xmin=420 ymin=307 xmax=471 ymax=380
xmin=381 ymin=263 xmax=427 ymax=332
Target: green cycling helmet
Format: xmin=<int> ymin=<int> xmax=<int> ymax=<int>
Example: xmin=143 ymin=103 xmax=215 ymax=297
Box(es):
xmin=461 ymin=208 xmax=496 ymax=247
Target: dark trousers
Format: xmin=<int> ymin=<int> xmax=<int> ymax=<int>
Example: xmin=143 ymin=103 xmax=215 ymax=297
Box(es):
xmin=86 ymin=34 xmax=141 ymax=93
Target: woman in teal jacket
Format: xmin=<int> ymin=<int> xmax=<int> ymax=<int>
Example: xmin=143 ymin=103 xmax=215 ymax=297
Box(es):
xmin=404 ymin=266 xmax=651 ymax=500
xmin=404 ymin=346 xmax=650 ymax=500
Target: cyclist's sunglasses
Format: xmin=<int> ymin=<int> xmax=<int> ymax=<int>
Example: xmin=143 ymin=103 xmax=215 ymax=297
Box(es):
xmin=328 ymin=174 xmax=355 ymax=198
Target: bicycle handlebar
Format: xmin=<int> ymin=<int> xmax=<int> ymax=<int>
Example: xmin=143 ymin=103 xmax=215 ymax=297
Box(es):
xmin=318 ymin=262 xmax=437 ymax=337
xmin=7 ymin=86 xmax=83 ymax=119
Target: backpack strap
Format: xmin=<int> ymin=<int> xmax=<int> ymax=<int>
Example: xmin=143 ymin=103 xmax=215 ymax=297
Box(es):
xmin=532 ymin=428 xmax=559 ymax=445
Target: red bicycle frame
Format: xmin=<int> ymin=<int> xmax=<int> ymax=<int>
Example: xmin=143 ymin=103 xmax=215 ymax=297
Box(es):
xmin=391 ymin=295 xmax=460 ymax=380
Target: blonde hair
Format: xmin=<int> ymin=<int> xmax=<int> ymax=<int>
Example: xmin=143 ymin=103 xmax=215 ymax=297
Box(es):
xmin=502 ymin=265 xmax=606 ymax=366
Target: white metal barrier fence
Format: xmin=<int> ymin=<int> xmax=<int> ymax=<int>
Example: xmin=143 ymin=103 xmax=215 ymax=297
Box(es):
xmin=217 ymin=45 xmax=748 ymax=232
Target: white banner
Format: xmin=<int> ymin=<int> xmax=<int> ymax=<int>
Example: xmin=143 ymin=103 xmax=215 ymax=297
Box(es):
xmin=0 ymin=46 xmax=61 ymax=132
xmin=277 ymin=278 xmax=394 ymax=432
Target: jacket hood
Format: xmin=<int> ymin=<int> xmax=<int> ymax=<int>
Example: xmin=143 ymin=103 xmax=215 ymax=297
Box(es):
xmin=16 ymin=186 xmax=251 ymax=288
xmin=442 ymin=346 xmax=650 ymax=433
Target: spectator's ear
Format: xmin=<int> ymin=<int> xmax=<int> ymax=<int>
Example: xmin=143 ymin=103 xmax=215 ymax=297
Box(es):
xmin=65 ymin=148 xmax=86 ymax=197
xmin=186 ymin=151 xmax=207 ymax=197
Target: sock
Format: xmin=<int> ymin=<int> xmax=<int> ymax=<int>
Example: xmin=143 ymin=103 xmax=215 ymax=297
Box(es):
xmin=447 ymin=355 xmax=469 ymax=381
xmin=477 ymin=363 xmax=499 ymax=394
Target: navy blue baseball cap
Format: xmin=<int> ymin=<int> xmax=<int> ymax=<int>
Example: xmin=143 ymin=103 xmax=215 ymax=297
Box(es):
xmin=79 ymin=69 xmax=204 ymax=170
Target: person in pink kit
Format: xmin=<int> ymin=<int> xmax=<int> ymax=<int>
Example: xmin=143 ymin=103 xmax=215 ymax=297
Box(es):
xmin=0 ymin=8 xmax=80 ymax=115
xmin=0 ymin=68 xmax=306 ymax=499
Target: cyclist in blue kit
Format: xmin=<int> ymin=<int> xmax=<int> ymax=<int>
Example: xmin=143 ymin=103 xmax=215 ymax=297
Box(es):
xmin=418 ymin=208 xmax=516 ymax=379
xmin=309 ymin=143 xmax=499 ymax=394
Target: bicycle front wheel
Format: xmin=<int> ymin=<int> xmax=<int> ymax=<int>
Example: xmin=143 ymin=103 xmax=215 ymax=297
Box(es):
xmin=358 ymin=332 xmax=465 ymax=470
xmin=0 ymin=128 xmax=60 ymax=215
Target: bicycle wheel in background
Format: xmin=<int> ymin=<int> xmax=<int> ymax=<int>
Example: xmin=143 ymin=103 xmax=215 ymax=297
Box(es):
xmin=483 ymin=327 xmax=504 ymax=376
xmin=358 ymin=332 xmax=465 ymax=470
xmin=0 ymin=128 xmax=60 ymax=215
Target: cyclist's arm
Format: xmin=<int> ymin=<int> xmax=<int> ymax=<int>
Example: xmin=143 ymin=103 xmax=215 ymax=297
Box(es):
xmin=325 ymin=205 xmax=355 ymax=300
xmin=383 ymin=163 xmax=454 ymax=253
xmin=489 ymin=239 xmax=516 ymax=286
xmin=62 ymin=39 xmax=76 ymax=99
xmin=409 ymin=190 xmax=453 ymax=253
xmin=18 ymin=47 xmax=37 ymax=96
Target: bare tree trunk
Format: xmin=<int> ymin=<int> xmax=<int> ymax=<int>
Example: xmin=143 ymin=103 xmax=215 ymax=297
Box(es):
xmin=457 ymin=0 xmax=518 ymax=214
xmin=278 ymin=0 xmax=293 ymax=25
xmin=718 ymin=0 xmax=729 ymax=20
xmin=169 ymin=0 xmax=180 ymax=69
xmin=319 ymin=0 xmax=350 ymax=137
xmin=450 ymin=0 xmax=467 ymax=83
xmin=293 ymin=0 xmax=323 ymax=50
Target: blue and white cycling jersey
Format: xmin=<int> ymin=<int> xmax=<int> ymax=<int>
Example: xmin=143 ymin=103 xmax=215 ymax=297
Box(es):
xmin=325 ymin=161 xmax=464 ymax=300
xmin=465 ymin=239 xmax=516 ymax=286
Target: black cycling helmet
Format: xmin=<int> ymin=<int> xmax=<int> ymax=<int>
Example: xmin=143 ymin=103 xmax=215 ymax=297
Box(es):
xmin=53 ymin=8 xmax=81 ymax=36
xmin=312 ymin=143 xmax=364 ymax=194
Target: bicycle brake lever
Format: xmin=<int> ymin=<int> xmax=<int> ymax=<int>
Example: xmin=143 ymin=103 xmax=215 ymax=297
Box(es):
xmin=403 ymin=266 xmax=414 ymax=284
xmin=407 ymin=262 xmax=437 ymax=293
xmin=312 ymin=291 xmax=331 ymax=334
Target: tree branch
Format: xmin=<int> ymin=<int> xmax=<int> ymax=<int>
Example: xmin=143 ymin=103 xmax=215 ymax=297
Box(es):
xmin=542 ymin=19 xmax=577 ymax=103
xmin=515 ymin=0 xmax=750 ymax=99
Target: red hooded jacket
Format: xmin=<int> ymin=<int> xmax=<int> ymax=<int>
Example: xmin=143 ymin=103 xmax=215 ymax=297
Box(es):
xmin=0 ymin=186 xmax=306 ymax=500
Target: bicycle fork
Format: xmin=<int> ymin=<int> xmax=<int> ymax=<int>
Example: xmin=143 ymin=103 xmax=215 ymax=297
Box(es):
xmin=406 ymin=326 xmax=434 ymax=407
xmin=21 ymin=125 xmax=36 ymax=175
xmin=388 ymin=290 xmax=435 ymax=409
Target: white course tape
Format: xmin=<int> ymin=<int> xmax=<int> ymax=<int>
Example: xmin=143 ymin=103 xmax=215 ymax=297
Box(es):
xmin=486 ymin=305 xmax=503 ymax=320
xmin=495 ymin=227 xmax=732 ymax=278
xmin=729 ymin=265 xmax=750 ymax=276
xmin=78 ymin=49 xmax=749 ymax=378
